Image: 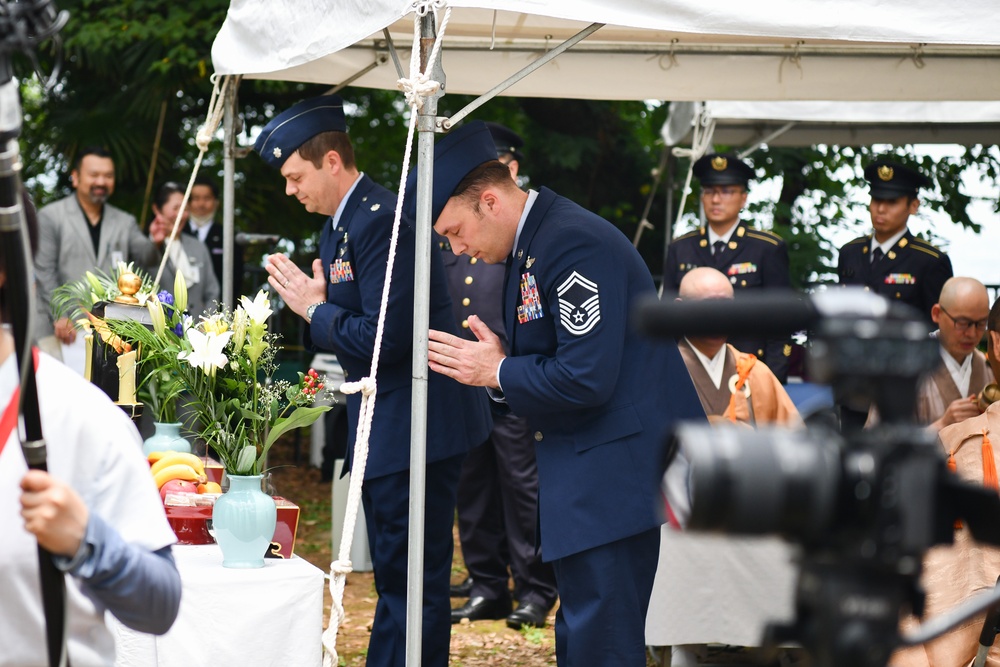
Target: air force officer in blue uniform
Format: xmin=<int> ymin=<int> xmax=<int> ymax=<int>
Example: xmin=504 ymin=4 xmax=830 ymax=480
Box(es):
xmin=419 ymin=122 xmax=705 ymax=666
xmin=256 ymin=96 xmax=491 ymax=667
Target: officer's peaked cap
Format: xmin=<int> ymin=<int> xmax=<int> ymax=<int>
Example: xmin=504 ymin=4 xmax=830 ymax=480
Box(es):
xmin=692 ymin=153 xmax=755 ymax=187
xmin=254 ymin=95 xmax=347 ymax=170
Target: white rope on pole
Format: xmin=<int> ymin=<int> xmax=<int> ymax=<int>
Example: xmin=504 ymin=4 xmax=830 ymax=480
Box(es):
xmin=321 ymin=3 xmax=452 ymax=665
xmin=152 ymin=75 xmax=231 ymax=289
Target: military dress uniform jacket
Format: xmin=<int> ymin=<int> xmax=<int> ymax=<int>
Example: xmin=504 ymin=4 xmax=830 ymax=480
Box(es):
xmin=663 ymin=221 xmax=792 ymax=382
xmin=498 ymin=187 xmax=706 ymax=562
xmin=837 ymin=230 xmax=953 ymax=323
xmin=440 ymin=247 xmax=507 ymax=345
xmin=305 ymin=174 xmax=492 ymax=480
xmin=34 ymin=194 xmax=157 ymax=337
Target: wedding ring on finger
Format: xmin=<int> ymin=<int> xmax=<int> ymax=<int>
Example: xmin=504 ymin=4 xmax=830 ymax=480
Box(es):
xmin=283 ymin=279 xmax=289 ymax=288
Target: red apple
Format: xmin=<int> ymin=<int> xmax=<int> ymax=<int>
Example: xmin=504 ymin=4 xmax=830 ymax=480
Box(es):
xmin=160 ymin=479 xmax=199 ymax=502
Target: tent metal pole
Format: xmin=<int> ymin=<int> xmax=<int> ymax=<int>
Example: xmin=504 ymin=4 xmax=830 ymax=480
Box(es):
xmin=383 ymin=28 xmax=406 ymax=78
xmin=737 ymin=121 xmax=797 ymax=159
xmin=327 ymin=56 xmax=389 ymax=96
xmin=222 ymin=77 xmax=237 ymax=308
xmin=443 ymin=22 xmax=604 ymax=129
xmin=660 ymin=151 xmax=675 ymax=294
xmin=407 ymin=14 xmax=439 ymax=667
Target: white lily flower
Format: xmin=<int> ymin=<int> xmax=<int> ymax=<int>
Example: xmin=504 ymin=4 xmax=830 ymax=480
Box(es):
xmin=147 ymin=299 xmax=166 ymax=335
xmin=240 ymin=291 xmax=273 ymax=327
xmin=178 ymin=328 xmax=233 ymax=375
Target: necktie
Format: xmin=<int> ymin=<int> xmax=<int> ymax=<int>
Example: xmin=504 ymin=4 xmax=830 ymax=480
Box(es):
xmin=712 ymin=240 xmax=726 ymax=257
xmin=871 ymin=247 xmax=884 ymax=265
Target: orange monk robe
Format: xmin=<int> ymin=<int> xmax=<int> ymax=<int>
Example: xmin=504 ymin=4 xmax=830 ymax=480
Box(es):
xmin=890 ymin=400 xmax=1000 ymax=667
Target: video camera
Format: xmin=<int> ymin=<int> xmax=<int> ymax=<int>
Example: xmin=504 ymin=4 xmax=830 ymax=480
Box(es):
xmin=635 ymin=288 xmax=1000 ymax=667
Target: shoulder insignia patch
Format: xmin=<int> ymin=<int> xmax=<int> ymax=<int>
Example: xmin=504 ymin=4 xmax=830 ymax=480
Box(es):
xmin=745 ymin=231 xmax=781 ymax=246
xmin=911 ymin=245 xmax=941 ymax=259
xmin=674 ymin=230 xmax=700 ymax=241
xmin=556 ymin=271 xmax=601 ymax=336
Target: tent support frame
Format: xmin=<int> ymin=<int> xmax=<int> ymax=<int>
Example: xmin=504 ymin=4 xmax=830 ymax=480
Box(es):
xmin=406 ymin=14 xmax=442 ymax=667
xmin=442 ymin=22 xmax=605 ymax=129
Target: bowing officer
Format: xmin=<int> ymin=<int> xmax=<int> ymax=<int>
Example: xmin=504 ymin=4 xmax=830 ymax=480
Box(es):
xmin=442 ymin=122 xmax=558 ymax=628
xmin=663 ymin=153 xmax=792 ymax=382
xmin=837 ymin=157 xmax=953 ymax=323
xmin=419 ymin=121 xmax=705 ymax=667
xmin=256 ymin=95 xmax=491 ymax=667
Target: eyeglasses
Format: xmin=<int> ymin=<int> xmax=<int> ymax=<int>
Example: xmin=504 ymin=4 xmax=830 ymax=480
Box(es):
xmin=939 ymin=305 xmax=989 ymax=332
xmin=701 ymin=186 xmax=744 ymax=199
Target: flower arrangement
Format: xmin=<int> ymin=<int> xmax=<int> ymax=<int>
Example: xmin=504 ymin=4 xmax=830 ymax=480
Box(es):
xmin=107 ymin=288 xmax=332 ymax=475
xmin=53 ymin=262 xmax=188 ymax=423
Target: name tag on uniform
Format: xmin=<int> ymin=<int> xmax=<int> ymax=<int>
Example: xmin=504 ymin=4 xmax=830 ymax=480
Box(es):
xmin=884 ymin=273 xmax=915 ymax=285
xmin=517 ymin=272 xmax=544 ymax=324
xmin=726 ymin=262 xmax=758 ymax=276
xmin=329 ymin=259 xmax=354 ymax=284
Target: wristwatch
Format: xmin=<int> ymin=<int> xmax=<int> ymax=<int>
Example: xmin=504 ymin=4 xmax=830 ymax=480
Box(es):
xmin=305 ymin=301 xmax=326 ymax=324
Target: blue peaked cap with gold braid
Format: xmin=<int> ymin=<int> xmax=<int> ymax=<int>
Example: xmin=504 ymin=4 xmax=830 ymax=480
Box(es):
xmin=254 ymin=95 xmax=347 ymax=169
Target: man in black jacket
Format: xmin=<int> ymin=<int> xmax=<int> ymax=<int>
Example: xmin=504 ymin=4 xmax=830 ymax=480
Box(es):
xmin=837 ymin=157 xmax=953 ymax=323
xmin=663 ymin=153 xmax=792 ymax=382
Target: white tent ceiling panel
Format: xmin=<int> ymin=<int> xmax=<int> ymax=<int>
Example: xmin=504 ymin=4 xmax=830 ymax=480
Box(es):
xmin=675 ymin=101 xmax=1000 ymax=147
xmin=212 ymin=1 xmax=1000 ymax=101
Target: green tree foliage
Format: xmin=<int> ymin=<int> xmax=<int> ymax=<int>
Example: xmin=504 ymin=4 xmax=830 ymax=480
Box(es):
xmin=15 ymin=3 xmax=999 ymax=294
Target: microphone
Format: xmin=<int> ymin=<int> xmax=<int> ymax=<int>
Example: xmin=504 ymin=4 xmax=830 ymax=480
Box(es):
xmin=235 ymin=232 xmax=281 ymax=246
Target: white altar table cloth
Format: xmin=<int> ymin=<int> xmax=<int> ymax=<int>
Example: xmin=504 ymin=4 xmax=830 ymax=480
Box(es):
xmin=112 ymin=544 xmax=324 ymax=667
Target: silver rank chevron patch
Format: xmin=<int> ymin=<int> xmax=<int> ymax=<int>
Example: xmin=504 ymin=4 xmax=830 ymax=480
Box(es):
xmin=556 ymin=271 xmax=600 ymax=336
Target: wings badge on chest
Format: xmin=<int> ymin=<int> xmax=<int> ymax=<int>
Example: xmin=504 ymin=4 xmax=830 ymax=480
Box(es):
xmin=556 ymin=271 xmax=601 ymax=336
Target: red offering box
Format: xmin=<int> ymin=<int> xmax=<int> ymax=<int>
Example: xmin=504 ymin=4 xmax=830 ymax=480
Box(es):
xmin=204 ymin=463 xmax=225 ymax=485
xmin=271 ymin=498 xmax=301 ymax=559
xmin=164 ymin=496 xmax=301 ymax=558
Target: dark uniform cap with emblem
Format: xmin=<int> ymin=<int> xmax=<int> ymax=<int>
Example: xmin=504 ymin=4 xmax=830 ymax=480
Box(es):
xmin=483 ymin=121 xmax=525 ymax=163
xmin=864 ymin=157 xmax=932 ymax=199
xmin=692 ymin=153 xmax=755 ymax=187
xmin=403 ymin=120 xmax=498 ymax=224
xmin=253 ymin=94 xmax=347 ymax=170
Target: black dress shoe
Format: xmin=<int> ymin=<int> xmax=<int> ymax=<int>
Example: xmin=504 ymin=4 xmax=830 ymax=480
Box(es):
xmin=451 ymin=596 xmax=513 ymax=624
xmin=506 ymin=602 xmax=550 ymax=629
xmin=450 ymin=576 xmax=473 ymax=598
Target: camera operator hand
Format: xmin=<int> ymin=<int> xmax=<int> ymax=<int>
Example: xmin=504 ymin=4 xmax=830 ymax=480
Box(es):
xmin=19 ymin=470 xmax=89 ymax=558
xmin=931 ymin=395 xmax=981 ymax=432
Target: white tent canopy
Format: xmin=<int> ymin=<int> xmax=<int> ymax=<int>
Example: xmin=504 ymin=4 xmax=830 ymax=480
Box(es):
xmin=210 ymin=4 xmax=1000 ymax=664
xmin=213 ymin=0 xmax=1000 ymax=101
xmin=685 ymin=101 xmax=1000 ymax=147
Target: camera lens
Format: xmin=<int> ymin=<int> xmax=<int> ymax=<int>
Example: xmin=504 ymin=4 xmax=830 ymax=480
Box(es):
xmin=668 ymin=423 xmax=841 ymax=540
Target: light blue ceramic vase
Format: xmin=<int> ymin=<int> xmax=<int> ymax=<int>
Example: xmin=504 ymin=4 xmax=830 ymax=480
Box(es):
xmin=212 ymin=474 xmax=277 ymax=568
xmin=142 ymin=422 xmax=192 ymax=456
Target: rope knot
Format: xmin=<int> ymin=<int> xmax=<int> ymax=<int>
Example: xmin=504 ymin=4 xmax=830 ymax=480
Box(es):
xmin=330 ymin=559 xmax=353 ymax=576
xmin=397 ymin=72 xmax=441 ymax=111
xmin=412 ymin=0 xmax=447 ymax=16
xmin=340 ymin=376 xmax=377 ymax=397
xmin=195 ymin=126 xmax=214 ymax=151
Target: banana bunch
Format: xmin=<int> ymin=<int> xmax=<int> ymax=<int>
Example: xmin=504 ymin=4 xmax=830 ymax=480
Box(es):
xmin=148 ymin=451 xmax=208 ymax=489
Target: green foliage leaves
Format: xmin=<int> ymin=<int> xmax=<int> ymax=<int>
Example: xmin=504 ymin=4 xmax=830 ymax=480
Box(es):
xmin=17 ymin=6 xmax=999 ymax=293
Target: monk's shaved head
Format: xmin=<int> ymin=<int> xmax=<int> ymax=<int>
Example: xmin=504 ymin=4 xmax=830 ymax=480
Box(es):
xmin=678 ymin=267 xmax=734 ymax=301
xmin=938 ymin=276 xmax=989 ymax=312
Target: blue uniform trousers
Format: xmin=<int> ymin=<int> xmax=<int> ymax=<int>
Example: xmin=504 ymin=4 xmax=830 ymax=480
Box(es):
xmin=552 ymin=527 xmax=661 ymax=666
xmin=361 ymin=452 xmax=465 ymax=667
